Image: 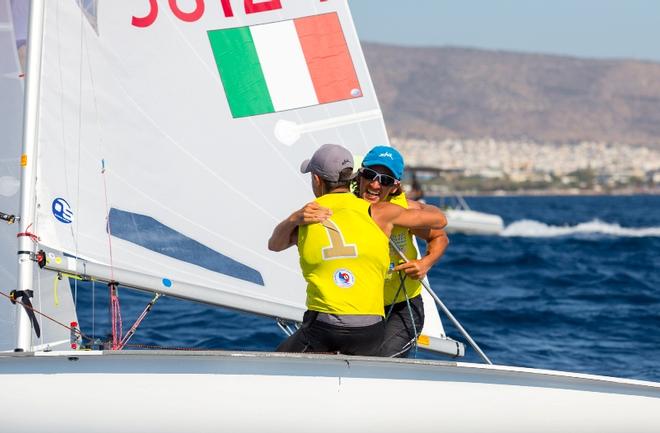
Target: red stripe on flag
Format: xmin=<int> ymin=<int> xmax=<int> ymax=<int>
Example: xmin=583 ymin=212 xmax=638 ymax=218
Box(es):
xmin=294 ymin=13 xmax=360 ymax=104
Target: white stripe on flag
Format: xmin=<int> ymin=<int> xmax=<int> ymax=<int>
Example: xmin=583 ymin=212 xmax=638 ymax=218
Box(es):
xmin=251 ymin=20 xmax=318 ymax=112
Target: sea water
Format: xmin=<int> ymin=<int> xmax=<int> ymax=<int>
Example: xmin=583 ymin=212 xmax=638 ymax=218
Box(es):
xmin=75 ymin=194 xmax=660 ymax=382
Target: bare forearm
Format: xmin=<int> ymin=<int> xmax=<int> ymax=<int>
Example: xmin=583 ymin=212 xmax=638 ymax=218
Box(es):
xmin=411 ymin=206 xmax=447 ymax=230
xmin=416 ymin=229 xmax=448 ymax=267
xmin=268 ymin=202 xmax=331 ymax=251
xmin=407 ymin=199 xmax=448 ymax=231
xmin=268 ymin=214 xmax=300 ymax=251
xmin=374 ymin=202 xmax=447 ymax=234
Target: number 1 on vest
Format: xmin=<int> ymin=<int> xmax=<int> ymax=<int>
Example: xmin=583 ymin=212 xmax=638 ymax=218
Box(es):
xmin=321 ymin=220 xmax=358 ymax=260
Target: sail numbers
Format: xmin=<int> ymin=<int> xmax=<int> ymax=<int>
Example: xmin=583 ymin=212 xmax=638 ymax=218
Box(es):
xmin=132 ymin=0 xmax=283 ymax=27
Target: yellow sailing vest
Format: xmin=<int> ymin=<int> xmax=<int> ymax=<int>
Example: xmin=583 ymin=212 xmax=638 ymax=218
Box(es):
xmin=384 ymin=192 xmax=423 ymax=305
xmin=298 ymin=193 xmax=389 ymax=316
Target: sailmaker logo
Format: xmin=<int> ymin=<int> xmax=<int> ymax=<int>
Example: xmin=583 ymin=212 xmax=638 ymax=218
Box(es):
xmin=52 ymin=198 xmax=73 ymax=224
xmin=333 ymin=269 xmax=355 ymax=288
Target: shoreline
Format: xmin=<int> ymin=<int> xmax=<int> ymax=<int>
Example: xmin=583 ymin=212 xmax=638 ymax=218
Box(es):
xmin=423 ymin=188 xmax=660 ymax=198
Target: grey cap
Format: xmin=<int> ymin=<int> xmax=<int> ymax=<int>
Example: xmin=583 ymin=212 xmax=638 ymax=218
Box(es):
xmin=300 ymin=143 xmax=355 ymax=182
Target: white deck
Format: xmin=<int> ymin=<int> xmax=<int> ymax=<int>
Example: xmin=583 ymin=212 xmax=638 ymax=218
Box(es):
xmin=1 ymin=350 xmax=659 ymax=433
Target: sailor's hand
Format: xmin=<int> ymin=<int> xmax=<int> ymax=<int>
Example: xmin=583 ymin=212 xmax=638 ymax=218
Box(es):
xmin=393 ymin=259 xmax=431 ymax=280
xmin=297 ymin=202 xmax=332 ymax=225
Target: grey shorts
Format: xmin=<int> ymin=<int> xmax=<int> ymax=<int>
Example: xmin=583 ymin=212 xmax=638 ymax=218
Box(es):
xmin=379 ymin=294 xmax=425 ymax=357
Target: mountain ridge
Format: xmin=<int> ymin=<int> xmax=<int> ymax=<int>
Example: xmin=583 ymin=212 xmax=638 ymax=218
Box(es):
xmin=362 ymin=43 xmax=660 ymax=147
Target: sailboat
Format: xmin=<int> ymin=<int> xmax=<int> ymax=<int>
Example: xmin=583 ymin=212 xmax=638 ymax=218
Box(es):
xmin=442 ymin=194 xmax=504 ymax=235
xmin=1 ymin=1 xmax=659 ymax=432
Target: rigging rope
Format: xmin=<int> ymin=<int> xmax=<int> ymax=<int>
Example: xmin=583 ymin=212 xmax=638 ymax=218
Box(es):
xmin=109 ymin=281 xmax=122 ymax=350
xmin=385 ymin=267 xmax=419 ymax=358
xmin=118 ymin=293 xmax=161 ymax=349
xmin=16 ymin=222 xmax=40 ymax=242
xmin=101 ymin=159 xmax=123 ymax=349
xmin=0 ymin=289 xmax=88 ymax=343
xmin=388 ymin=239 xmax=493 ymax=365
xmin=399 ymin=272 xmax=419 ymax=358
xmin=1 ymin=288 xmax=171 ymax=351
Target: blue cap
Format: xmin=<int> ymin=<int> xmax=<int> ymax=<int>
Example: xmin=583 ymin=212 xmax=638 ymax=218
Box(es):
xmin=361 ymin=146 xmax=404 ymax=180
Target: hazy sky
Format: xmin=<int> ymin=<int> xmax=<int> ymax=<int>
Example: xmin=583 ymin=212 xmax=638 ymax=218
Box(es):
xmin=349 ymin=0 xmax=660 ymax=63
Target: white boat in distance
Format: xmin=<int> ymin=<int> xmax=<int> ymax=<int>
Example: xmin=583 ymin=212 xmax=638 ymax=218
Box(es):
xmin=0 ymin=1 xmax=659 ymax=432
xmin=443 ymin=195 xmax=505 ymax=235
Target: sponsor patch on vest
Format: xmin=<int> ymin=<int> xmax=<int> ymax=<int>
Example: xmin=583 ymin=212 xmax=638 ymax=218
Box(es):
xmin=333 ymin=269 xmax=355 ymax=288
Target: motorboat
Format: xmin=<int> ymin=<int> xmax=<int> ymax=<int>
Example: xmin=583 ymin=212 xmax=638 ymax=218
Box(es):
xmin=442 ymin=195 xmax=504 ymax=235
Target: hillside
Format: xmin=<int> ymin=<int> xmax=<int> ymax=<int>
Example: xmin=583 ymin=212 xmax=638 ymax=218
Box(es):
xmin=363 ymin=44 xmax=660 ymax=147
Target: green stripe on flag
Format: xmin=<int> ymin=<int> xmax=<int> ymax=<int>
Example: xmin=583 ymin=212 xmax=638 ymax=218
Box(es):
xmin=208 ymin=27 xmax=274 ymax=118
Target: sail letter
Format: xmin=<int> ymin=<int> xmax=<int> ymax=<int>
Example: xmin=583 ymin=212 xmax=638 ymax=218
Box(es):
xmin=220 ymin=0 xmax=234 ymax=17
xmin=244 ymin=0 xmax=282 ymax=14
xmin=208 ymin=13 xmax=361 ymax=118
xmin=168 ymin=0 xmax=205 ymax=22
xmin=132 ymin=0 xmax=159 ymax=28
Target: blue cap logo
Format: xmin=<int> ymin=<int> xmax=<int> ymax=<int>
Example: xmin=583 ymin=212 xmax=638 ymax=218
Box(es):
xmin=362 ymin=145 xmax=404 ymax=180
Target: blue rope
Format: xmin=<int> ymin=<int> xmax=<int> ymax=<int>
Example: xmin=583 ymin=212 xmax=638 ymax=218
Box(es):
xmin=386 ymin=268 xmax=419 ymax=358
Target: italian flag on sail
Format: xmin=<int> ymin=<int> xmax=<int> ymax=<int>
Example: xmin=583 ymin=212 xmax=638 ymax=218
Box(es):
xmin=208 ymin=13 xmax=362 ymax=118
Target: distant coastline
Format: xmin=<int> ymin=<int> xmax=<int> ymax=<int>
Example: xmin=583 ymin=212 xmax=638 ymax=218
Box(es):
xmin=420 ymin=187 xmax=660 ymax=198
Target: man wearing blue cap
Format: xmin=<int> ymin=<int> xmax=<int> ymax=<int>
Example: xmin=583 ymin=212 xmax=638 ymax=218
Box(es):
xmin=357 ymin=145 xmax=449 ymax=357
xmin=268 ymin=143 xmax=446 ymax=356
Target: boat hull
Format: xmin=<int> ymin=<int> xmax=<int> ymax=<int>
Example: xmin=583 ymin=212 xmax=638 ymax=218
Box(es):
xmin=1 ymin=350 xmax=659 ymax=433
xmin=446 ymin=209 xmax=504 ymax=235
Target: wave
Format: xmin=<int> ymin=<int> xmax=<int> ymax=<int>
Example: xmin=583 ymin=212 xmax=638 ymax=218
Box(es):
xmin=501 ymin=219 xmax=660 ymax=238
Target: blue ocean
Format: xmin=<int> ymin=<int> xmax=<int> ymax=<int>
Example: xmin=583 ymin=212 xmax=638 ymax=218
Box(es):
xmin=75 ymin=195 xmax=660 ymax=382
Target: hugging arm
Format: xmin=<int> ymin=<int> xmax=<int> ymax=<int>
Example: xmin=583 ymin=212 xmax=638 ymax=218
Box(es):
xmin=268 ymin=202 xmax=332 ymax=251
xmin=370 ymin=201 xmax=446 ymax=238
xmin=389 ymin=204 xmax=447 ymax=231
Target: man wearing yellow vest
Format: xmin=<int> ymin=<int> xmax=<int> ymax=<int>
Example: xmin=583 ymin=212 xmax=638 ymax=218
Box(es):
xmin=268 ymin=143 xmax=446 ymax=355
xmin=357 ymin=146 xmax=448 ymax=357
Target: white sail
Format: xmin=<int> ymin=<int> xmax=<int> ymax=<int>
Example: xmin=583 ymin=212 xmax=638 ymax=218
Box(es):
xmin=19 ymin=0 xmax=456 ymax=354
xmin=31 ymin=2 xmax=379 ymax=314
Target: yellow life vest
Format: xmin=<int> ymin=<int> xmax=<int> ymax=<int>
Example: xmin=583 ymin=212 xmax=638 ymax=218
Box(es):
xmin=298 ymin=192 xmax=389 ymax=316
xmin=384 ymin=192 xmax=423 ymax=305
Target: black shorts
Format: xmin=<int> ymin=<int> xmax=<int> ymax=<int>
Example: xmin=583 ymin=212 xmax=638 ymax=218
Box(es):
xmin=276 ymin=310 xmax=384 ymax=356
xmin=379 ymin=294 xmax=425 ymax=358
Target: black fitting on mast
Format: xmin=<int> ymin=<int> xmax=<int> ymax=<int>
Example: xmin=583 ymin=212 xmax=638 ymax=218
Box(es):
xmin=9 ymin=289 xmax=41 ymax=338
xmin=35 ymin=250 xmax=47 ymax=269
xmin=0 ymin=211 xmax=18 ymax=224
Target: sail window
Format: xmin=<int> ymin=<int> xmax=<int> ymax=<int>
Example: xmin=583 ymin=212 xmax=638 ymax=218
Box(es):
xmin=76 ymin=0 xmax=99 ymax=34
xmin=7 ymin=0 xmax=27 ymax=48
xmin=109 ymin=208 xmax=264 ymax=286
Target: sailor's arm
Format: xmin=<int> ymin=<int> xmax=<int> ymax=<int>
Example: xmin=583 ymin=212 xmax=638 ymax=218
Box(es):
xmin=395 ymin=227 xmax=448 ymax=280
xmin=370 ymin=201 xmax=446 ymax=237
xmin=388 ymin=202 xmax=447 ymax=231
xmin=268 ymin=202 xmax=331 ymax=251
xmin=391 ymin=199 xmax=448 ymax=279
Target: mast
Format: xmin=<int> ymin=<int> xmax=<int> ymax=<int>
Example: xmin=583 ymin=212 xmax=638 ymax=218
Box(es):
xmin=15 ymin=0 xmax=45 ymax=351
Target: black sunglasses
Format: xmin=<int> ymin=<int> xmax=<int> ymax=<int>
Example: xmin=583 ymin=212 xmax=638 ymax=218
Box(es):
xmin=359 ymin=167 xmax=398 ymax=187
